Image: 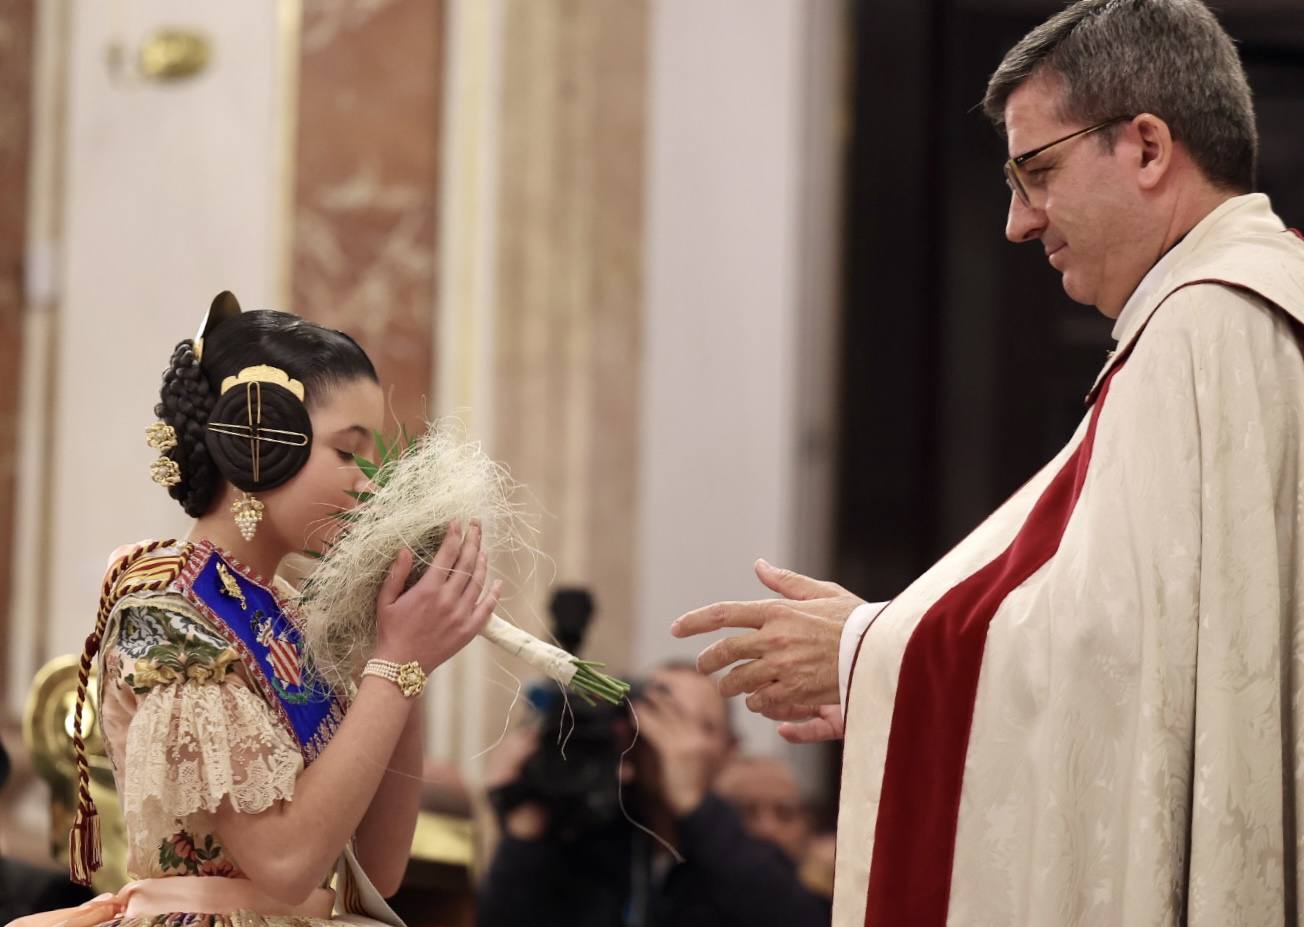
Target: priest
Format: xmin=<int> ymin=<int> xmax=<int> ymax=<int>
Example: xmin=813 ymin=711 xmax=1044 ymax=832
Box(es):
xmin=672 ymin=1 xmax=1304 ymax=923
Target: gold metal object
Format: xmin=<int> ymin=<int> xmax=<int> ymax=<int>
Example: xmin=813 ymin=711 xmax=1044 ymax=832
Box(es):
xmin=150 ymin=457 xmax=181 ymax=487
xmin=216 ymin=562 xmax=248 ymax=610
xmin=206 ymin=423 xmax=309 ymax=447
xmin=24 ymin=658 xmax=102 ymax=782
xmin=231 ymin=492 xmax=265 ymax=542
xmin=410 ymin=811 xmax=474 ymax=867
xmin=145 ymin=422 xmax=177 ymax=452
xmin=138 ymin=29 xmax=211 ymax=82
xmin=208 ymin=376 xmax=310 ymax=489
xmin=396 ymin=661 xmax=427 ymax=697
xmin=220 ymin=365 xmax=305 ymax=401
xmin=144 ymin=424 xmax=187 ymax=494
xmin=362 ymin=658 xmax=427 ymax=698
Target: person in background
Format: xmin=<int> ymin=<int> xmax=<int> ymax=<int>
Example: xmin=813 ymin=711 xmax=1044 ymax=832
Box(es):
xmin=476 ymin=663 xmax=829 ymax=927
xmin=715 ymin=754 xmax=835 ymax=904
xmin=714 ymin=755 xmax=813 ymax=865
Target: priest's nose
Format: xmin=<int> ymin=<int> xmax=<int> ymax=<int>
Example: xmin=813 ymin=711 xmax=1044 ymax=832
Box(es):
xmin=1006 ymin=194 xmax=1046 ymax=244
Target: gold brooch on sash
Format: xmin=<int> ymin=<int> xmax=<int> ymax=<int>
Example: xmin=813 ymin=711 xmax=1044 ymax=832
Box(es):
xmin=216 ymin=561 xmax=248 ymax=610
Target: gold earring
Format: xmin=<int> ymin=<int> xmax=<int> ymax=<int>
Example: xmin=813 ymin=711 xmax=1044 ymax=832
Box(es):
xmin=150 ymin=457 xmax=181 ymax=487
xmin=145 ymin=422 xmax=178 ymax=451
xmin=231 ymin=492 xmax=265 ymax=541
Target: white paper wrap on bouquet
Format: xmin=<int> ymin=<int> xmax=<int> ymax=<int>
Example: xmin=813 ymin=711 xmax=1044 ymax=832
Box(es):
xmin=481 ymin=614 xmax=577 ymax=686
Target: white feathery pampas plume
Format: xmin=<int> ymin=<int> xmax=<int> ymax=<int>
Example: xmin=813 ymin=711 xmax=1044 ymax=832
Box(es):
xmin=296 ymin=420 xmax=629 ymax=705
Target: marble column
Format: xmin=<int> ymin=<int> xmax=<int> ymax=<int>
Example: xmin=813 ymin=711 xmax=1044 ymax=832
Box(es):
xmin=293 ymin=0 xmax=443 ymax=429
xmin=491 ymin=0 xmax=648 ymax=682
xmin=429 ymin=0 xmax=649 ymax=769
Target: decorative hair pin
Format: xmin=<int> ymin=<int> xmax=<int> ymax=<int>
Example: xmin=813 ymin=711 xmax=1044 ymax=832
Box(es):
xmin=146 ymin=422 xmax=180 ymax=486
xmin=150 ymin=457 xmax=182 ymax=487
xmin=156 ymin=291 xmax=316 ymax=544
xmin=220 ymin=364 xmax=305 ymax=401
xmin=145 ymin=422 xmax=177 ymax=451
xmin=205 ymin=364 xmax=310 ymax=543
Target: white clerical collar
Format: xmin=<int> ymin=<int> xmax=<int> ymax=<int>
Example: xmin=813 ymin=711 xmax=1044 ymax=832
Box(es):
xmin=1110 ymin=193 xmax=1273 ymax=343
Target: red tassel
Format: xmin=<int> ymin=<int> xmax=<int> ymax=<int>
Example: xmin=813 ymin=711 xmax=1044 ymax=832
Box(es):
xmin=69 ymin=803 xmax=102 ymax=887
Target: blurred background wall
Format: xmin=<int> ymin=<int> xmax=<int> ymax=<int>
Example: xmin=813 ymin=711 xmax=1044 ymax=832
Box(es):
xmin=1 ymin=0 xmax=1301 ymax=872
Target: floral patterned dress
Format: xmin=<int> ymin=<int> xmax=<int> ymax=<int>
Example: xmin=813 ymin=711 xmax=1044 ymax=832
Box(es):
xmin=93 ymin=540 xmax=343 ymax=927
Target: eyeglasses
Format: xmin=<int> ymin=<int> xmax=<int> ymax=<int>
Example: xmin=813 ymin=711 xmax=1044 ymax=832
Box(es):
xmin=1003 ymin=115 xmax=1134 ymax=208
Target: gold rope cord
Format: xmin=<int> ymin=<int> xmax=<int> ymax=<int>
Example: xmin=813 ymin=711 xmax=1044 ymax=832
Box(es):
xmin=69 ymin=537 xmax=183 ymax=885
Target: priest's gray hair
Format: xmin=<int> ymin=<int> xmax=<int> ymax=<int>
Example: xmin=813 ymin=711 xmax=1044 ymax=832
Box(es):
xmin=983 ymin=0 xmax=1257 ymax=193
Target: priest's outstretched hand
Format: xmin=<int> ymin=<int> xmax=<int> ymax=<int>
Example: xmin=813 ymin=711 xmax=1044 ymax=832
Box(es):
xmin=671 ymin=560 xmax=862 ymax=743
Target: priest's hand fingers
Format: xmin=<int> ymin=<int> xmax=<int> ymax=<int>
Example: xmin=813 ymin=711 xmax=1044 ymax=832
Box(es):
xmin=744 ymin=679 xmax=811 ymax=715
xmin=754 ymin=559 xmax=847 ymax=602
xmin=754 ymin=701 xmax=820 ymax=722
xmin=778 ymin=706 xmax=844 ymax=744
xmin=671 ymin=600 xmax=768 ymax=638
xmin=718 ymin=658 xmax=780 ymax=698
xmin=696 ymin=632 xmax=765 ymax=675
xmin=673 ymin=567 xmax=865 ymax=641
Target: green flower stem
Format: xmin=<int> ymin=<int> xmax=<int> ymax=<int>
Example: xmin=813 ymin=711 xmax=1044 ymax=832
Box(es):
xmin=570 ymin=660 xmax=631 ymax=705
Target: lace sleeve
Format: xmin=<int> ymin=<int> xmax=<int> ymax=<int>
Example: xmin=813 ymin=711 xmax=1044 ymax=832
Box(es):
xmin=100 ymin=600 xmax=303 ymax=862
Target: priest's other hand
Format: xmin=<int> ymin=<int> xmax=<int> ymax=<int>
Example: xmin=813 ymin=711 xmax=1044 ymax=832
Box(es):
xmin=776 ymin=704 xmax=844 ymax=744
xmin=670 ymin=559 xmax=863 ymax=717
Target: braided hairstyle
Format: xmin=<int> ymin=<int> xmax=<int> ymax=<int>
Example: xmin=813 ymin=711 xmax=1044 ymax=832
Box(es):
xmin=154 ymin=306 xmax=378 ymax=516
xmin=156 ymin=340 xmax=218 ymax=516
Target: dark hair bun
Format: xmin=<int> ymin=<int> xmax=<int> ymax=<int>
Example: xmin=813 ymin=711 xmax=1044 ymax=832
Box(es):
xmin=155 ymin=340 xmax=219 ymax=517
xmin=153 ymin=300 xmax=378 ymax=517
xmin=205 ymin=382 xmax=314 ymax=492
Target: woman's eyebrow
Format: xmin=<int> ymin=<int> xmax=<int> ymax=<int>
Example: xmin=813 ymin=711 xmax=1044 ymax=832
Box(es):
xmin=334 ymin=425 xmax=370 ymax=441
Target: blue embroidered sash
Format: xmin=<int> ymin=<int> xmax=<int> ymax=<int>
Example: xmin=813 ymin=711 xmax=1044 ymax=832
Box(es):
xmin=176 ymin=541 xmax=344 ymax=764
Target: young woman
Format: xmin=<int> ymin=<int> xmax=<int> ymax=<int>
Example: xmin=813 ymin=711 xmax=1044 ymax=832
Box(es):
xmin=23 ymin=292 xmax=500 ymax=927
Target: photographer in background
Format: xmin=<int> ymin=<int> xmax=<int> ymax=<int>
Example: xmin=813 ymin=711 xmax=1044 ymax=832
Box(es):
xmin=715 ymin=755 xmax=836 ymax=903
xmin=476 ymin=662 xmax=829 ymax=927
xmin=715 ymin=755 xmax=814 ymax=867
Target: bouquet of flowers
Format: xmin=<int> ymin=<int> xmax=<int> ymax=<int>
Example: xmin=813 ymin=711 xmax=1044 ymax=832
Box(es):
xmin=297 ymin=421 xmax=629 ymax=706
